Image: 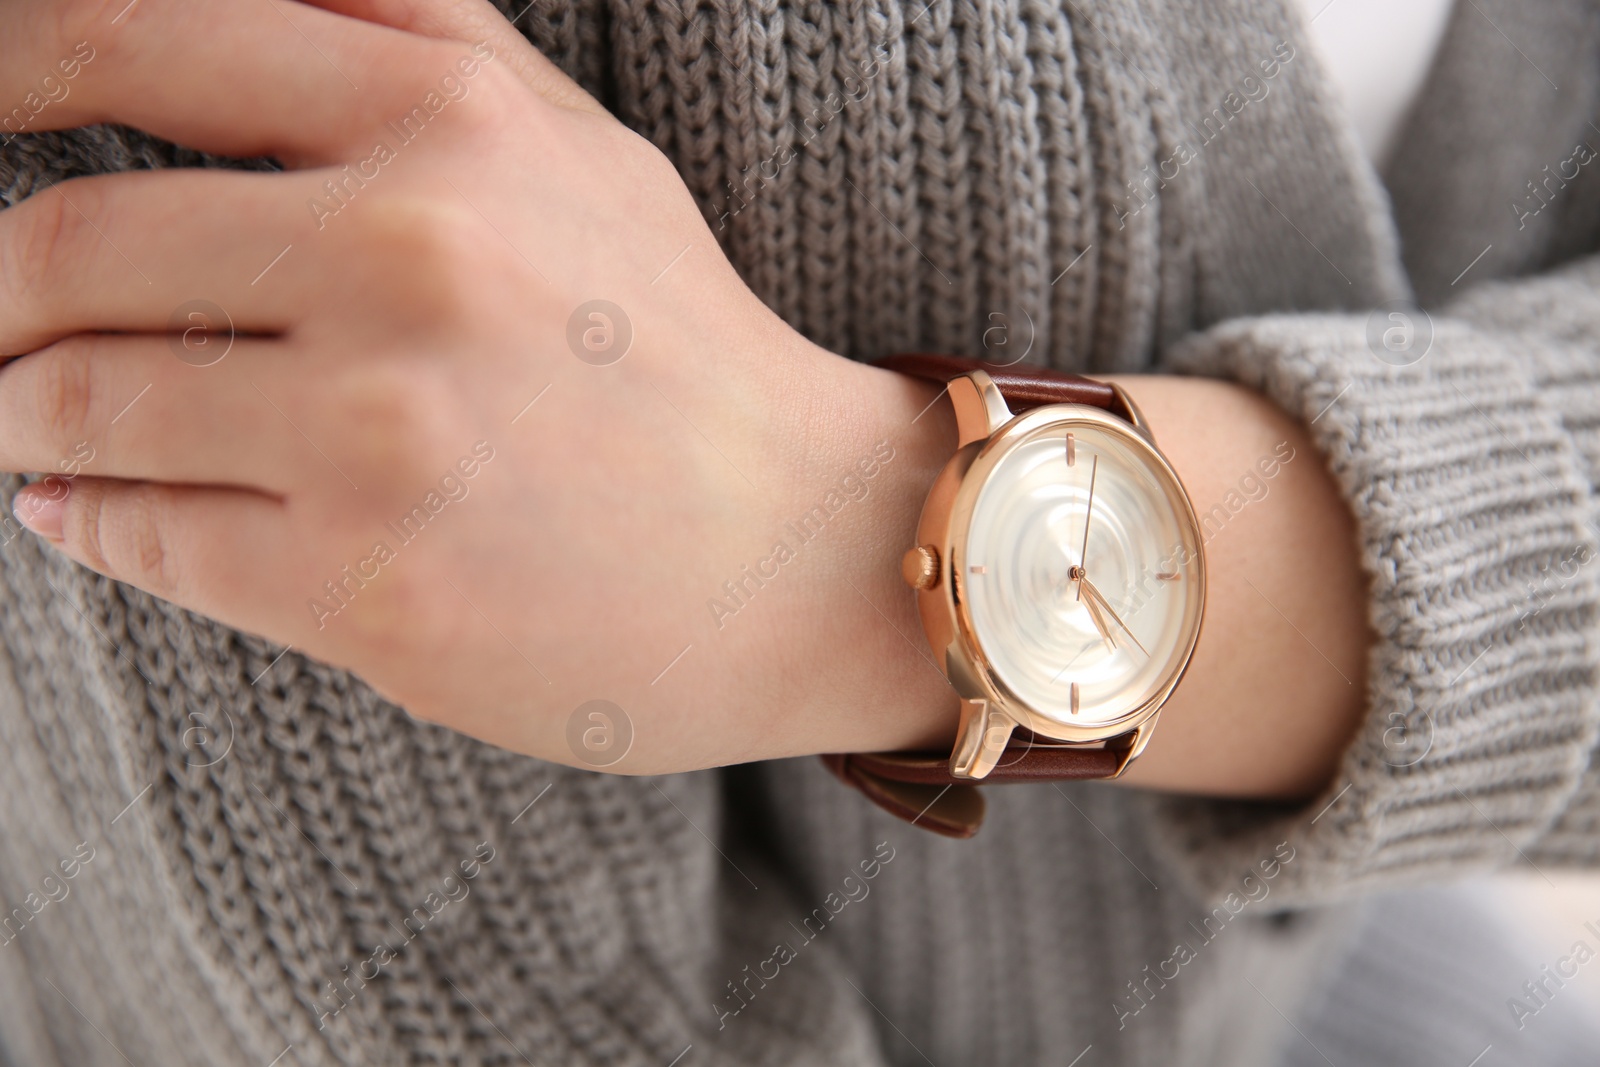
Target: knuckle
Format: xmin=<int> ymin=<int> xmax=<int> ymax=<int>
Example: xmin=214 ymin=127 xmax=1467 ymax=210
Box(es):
xmin=2 ymin=189 xmax=77 ymax=324
xmin=53 ymin=1 xmax=113 ymax=63
xmin=334 ymin=191 xmax=528 ymax=334
xmin=35 ymin=342 xmax=96 ymax=443
xmin=334 ymin=195 xmax=498 ymax=327
xmin=125 ymin=487 xmax=178 ymax=596
xmin=391 ymin=197 xmax=482 ymax=280
xmin=399 ymin=39 xmax=522 ymax=137
xmin=457 ymin=59 xmax=528 ymax=128
xmin=71 ymin=483 xmax=178 ymax=596
xmin=19 ymin=182 xmax=99 ymax=285
xmin=326 ymin=360 xmax=461 ymax=480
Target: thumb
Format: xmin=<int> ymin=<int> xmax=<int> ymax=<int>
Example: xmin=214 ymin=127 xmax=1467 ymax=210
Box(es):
xmin=292 ymin=0 xmax=611 ymax=117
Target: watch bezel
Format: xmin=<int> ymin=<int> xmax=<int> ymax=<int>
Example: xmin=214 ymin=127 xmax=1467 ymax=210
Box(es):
xmin=913 ymin=400 xmax=1207 ymax=746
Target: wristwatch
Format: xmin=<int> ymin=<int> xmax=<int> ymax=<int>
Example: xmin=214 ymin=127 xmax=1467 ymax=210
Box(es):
xmin=823 ymin=354 xmax=1206 ymax=838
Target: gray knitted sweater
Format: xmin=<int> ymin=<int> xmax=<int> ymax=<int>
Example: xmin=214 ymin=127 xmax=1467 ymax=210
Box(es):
xmin=2 ymin=0 xmax=1599 ymax=1064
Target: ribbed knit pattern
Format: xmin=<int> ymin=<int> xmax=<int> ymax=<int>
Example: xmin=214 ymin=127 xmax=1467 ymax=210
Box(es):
xmin=1447 ymin=257 xmax=1600 ymax=868
xmin=1158 ymin=312 xmax=1600 ymax=902
xmin=1 ymin=1 xmax=1599 ymax=1065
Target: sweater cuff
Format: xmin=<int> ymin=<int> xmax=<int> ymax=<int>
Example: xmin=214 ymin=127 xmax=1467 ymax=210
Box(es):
xmin=1138 ymin=313 xmax=1600 ymax=908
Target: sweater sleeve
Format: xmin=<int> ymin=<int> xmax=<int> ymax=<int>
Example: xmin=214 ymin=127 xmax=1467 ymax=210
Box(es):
xmin=1136 ymin=254 xmax=1600 ymax=908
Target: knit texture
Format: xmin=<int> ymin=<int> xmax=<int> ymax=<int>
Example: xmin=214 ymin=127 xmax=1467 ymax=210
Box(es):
xmin=1 ymin=1 xmax=1599 ymax=1065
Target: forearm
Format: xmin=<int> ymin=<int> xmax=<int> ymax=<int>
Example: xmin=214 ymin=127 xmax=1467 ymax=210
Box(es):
xmin=805 ymin=357 xmax=1370 ymax=800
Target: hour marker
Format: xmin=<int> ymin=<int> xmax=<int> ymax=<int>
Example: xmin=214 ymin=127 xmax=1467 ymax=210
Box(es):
xmin=1065 ymin=433 xmax=1075 ymax=466
xmin=1070 ymin=683 xmax=1080 ymax=715
xmin=969 ymin=565 xmax=987 ymax=575
xmin=1156 ymin=571 xmax=1179 ymax=581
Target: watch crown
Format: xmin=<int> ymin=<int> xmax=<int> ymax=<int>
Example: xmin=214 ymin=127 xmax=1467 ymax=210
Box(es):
xmin=901 ymin=545 xmax=940 ymax=590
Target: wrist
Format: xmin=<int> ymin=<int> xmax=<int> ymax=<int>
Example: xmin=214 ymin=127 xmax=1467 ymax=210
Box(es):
xmin=738 ymin=341 xmax=961 ymax=760
xmin=1098 ymin=373 xmax=1370 ymax=799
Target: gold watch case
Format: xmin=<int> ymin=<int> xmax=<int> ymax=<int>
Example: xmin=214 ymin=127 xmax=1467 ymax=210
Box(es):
xmin=905 ymin=370 xmax=1207 ymax=781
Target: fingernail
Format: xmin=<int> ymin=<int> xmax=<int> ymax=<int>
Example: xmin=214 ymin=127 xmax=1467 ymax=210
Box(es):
xmin=13 ymin=481 xmax=67 ymax=541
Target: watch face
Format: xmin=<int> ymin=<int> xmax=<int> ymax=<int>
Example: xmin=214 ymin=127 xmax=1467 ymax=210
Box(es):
xmin=959 ymin=411 xmax=1203 ymax=729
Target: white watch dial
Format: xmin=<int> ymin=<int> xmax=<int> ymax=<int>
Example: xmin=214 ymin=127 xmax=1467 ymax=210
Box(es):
xmin=961 ymin=418 xmax=1203 ymax=727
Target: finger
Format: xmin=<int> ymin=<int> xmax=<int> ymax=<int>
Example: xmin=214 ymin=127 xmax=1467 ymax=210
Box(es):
xmin=0 ymin=333 xmax=305 ymax=491
xmin=10 ymin=475 xmax=298 ymax=640
xmin=297 ymin=0 xmax=610 ymax=116
xmin=0 ymin=169 xmax=331 ymax=355
xmin=6 ymin=0 xmax=504 ymax=166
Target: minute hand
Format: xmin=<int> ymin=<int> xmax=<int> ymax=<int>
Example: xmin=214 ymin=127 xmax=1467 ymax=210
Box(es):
xmin=1078 ymin=575 xmax=1149 ymax=658
xmin=1075 ymin=454 xmax=1098 ymax=601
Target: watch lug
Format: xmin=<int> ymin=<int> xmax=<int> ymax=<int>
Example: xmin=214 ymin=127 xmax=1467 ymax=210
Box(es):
xmin=949 ymin=371 xmax=1013 ymax=449
xmin=950 ymin=699 xmax=1015 ymax=780
xmin=1110 ymin=383 xmax=1154 ymax=442
xmin=1107 ymin=711 xmax=1161 ymax=778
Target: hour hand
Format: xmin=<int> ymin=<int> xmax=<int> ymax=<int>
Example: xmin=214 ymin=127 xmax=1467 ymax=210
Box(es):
xmin=1070 ymin=566 xmax=1115 ymax=648
xmin=1079 ymin=575 xmax=1149 ymax=658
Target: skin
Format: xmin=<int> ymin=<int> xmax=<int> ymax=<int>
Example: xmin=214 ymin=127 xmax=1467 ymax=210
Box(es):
xmin=0 ymin=0 xmax=1370 ymax=797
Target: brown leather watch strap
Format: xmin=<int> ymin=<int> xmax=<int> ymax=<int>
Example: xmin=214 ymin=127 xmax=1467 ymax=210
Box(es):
xmin=876 ymin=352 xmax=1136 ymax=421
xmin=821 ymin=741 xmax=1128 ymax=838
xmin=821 ymin=354 xmax=1137 ymax=839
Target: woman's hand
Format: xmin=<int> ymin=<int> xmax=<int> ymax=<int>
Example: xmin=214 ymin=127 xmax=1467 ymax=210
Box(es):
xmin=0 ymin=0 xmax=965 ymax=773
xmin=0 ymin=0 xmax=1368 ymax=796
